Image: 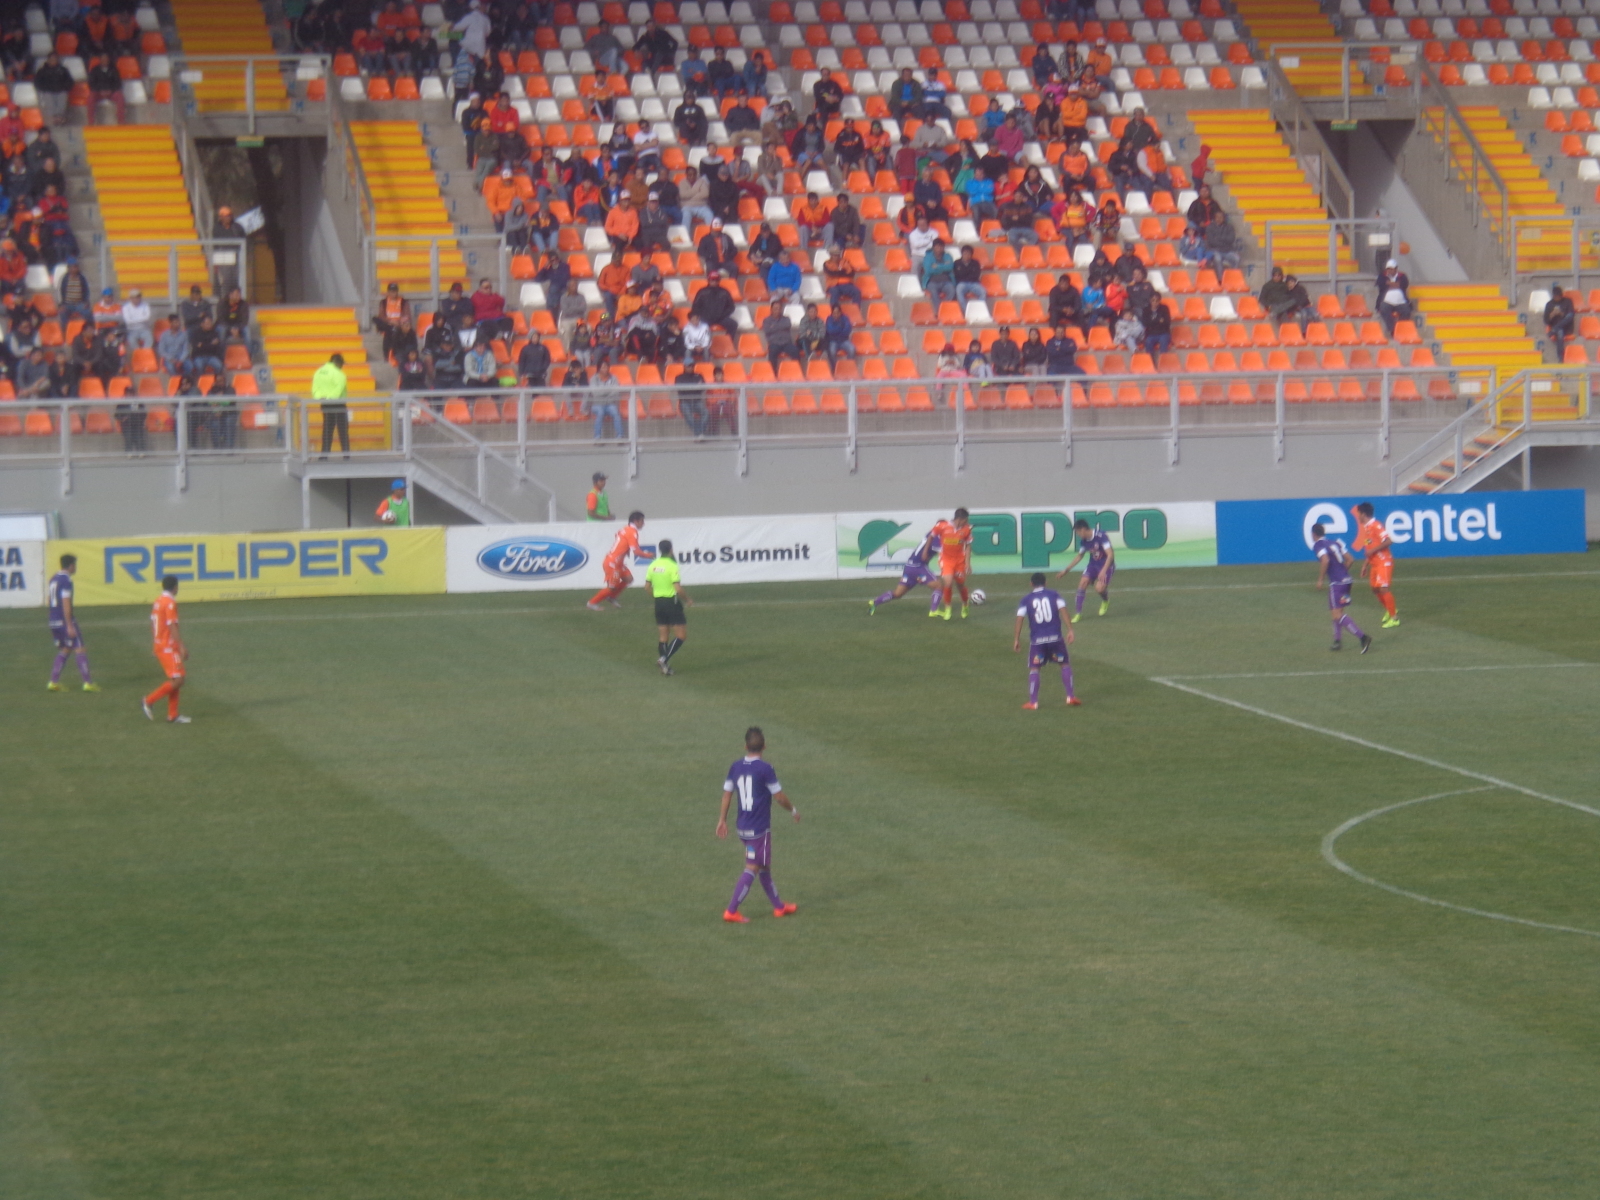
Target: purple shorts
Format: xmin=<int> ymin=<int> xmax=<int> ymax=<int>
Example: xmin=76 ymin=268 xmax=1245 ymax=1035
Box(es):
xmin=899 ymin=561 xmax=935 ymax=589
xmin=739 ymin=830 xmax=771 ymax=868
xmin=50 ymin=625 xmax=81 ymax=649
xmin=1328 ymin=581 xmax=1352 ymax=610
xmin=1029 ymin=638 xmax=1069 ymax=667
xmin=1083 ymin=559 xmax=1114 ymax=587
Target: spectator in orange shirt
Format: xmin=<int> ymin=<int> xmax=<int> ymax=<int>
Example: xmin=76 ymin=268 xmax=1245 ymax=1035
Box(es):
xmin=483 ymin=166 xmax=518 ymax=231
xmin=597 ymin=257 xmax=631 ymax=318
xmin=604 ymin=194 xmax=640 ymax=253
xmin=794 ymin=191 xmax=833 ymax=250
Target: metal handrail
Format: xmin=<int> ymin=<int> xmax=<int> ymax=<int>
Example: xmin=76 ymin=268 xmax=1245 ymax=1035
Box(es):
xmin=167 ymin=52 xmax=331 ymax=135
xmin=97 ymin=238 xmax=249 ymax=309
xmin=1258 ymin=55 xmax=1360 ymax=219
xmin=169 ymin=94 xmax=216 ymax=255
xmin=1510 ymin=214 xmax=1599 ymax=306
xmin=1260 ymin=39 xmax=1425 ymax=123
xmin=1262 ymin=217 xmax=1399 ymax=285
xmin=1415 ymin=59 xmax=1514 ymax=272
xmin=370 ymin=234 xmax=511 ymax=304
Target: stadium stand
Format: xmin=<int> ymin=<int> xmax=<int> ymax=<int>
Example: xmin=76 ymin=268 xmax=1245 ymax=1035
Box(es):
xmin=83 ymin=125 xmax=207 ymax=295
xmin=167 ymin=0 xmax=289 ymax=112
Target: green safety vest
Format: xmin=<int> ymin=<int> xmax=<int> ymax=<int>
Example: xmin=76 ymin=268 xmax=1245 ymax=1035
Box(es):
xmin=387 ymin=497 xmax=411 ymax=527
xmin=587 ymin=488 xmax=611 ymax=520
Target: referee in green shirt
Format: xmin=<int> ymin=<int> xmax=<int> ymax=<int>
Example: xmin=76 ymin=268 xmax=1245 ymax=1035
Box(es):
xmin=645 ymin=539 xmax=691 ymax=675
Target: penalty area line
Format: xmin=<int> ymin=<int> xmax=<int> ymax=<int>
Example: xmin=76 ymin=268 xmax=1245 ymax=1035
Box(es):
xmin=1164 ymin=662 xmax=1599 ymax=682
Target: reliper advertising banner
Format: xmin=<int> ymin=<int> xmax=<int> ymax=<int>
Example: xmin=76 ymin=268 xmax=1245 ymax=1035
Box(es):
xmin=1215 ymin=490 xmax=1588 ymax=564
xmin=446 ymin=515 xmax=838 ymax=592
xmin=836 ymin=503 xmax=1218 ymax=578
xmin=0 ymin=539 xmax=44 ymax=607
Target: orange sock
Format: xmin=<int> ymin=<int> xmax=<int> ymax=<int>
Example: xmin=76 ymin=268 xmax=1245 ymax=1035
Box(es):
xmin=957 ymin=580 xmax=969 ymax=602
xmin=589 ymin=587 xmax=611 ymax=606
xmin=1380 ymin=591 xmax=1397 ymax=618
xmin=144 ymin=681 xmax=174 ymax=706
xmin=167 ymin=689 xmax=181 ymax=720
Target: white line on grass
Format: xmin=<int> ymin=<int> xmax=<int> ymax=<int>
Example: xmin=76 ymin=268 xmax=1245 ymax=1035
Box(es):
xmin=1165 ymin=663 xmax=1599 ymax=682
xmin=1114 ymin=568 xmax=1600 ymax=594
xmin=1321 ymin=787 xmax=1600 ymax=940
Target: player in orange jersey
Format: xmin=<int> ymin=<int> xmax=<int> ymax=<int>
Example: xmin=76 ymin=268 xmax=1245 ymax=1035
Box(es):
xmin=142 ymin=575 xmax=191 ymax=724
xmin=587 ymin=510 xmax=653 ymax=610
xmin=1350 ymin=502 xmax=1400 ymax=629
xmin=930 ymin=507 xmax=974 ymax=620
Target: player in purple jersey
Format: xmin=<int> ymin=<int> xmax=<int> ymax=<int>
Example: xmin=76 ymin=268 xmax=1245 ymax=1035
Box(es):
xmin=1013 ymin=573 xmax=1080 ymax=708
xmin=1312 ymin=523 xmax=1372 ymax=653
xmin=45 ymin=554 xmax=97 ymax=692
xmin=1055 ymin=518 xmax=1115 ymax=622
xmin=868 ymin=527 xmax=943 ymax=615
xmin=716 ymin=727 xmax=800 ymax=923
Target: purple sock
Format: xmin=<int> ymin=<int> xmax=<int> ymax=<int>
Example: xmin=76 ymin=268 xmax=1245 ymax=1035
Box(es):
xmin=874 ymin=589 xmax=897 ymax=605
xmin=1028 ymin=668 xmax=1040 ymax=703
xmin=1061 ymin=662 xmax=1074 ymax=699
xmin=759 ymin=870 xmax=782 ymax=908
xmin=1331 ymin=616 xmax=1342 ymax=644
xmin=929 ymin=588 xmax=942 ymax=613
xmin=75 ymin=651 xmax=91 ymax=683
xmin=50 ymin=649 xmax=68 ymax=683
xmin=1340 ymin=613 xmax=1365 ymax=638
xmin=729 ymin=870 xmax=755 ymax=913
xmin=1074 ymin=589 xmax=1086 ymax=614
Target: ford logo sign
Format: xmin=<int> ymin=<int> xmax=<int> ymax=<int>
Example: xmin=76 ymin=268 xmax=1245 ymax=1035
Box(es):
xmin=476 ymin=537 xmax=589 ymax=580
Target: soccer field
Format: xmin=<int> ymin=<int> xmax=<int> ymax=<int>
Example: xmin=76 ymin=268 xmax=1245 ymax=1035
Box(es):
xmin=4 ymin=554 xmax=1599 ymax=1200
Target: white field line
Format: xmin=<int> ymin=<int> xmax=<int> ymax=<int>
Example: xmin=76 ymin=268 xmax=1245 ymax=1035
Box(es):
xmin=1164 ymin=663 xmax=1600 ymax=682
xmin=1321 ymin=787 xmax=1600 ymax=940
xmin=1114 ymin=568 xmax=1600 ymax=593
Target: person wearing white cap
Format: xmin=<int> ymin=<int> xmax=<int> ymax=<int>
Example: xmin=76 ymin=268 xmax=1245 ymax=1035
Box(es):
xmin=121 ymin=288 xmax=153 ymax=350
xmin=1375 ymin=258 xmax=1412 ymax=337
xmin=696 ymin=219 xmax=736 ymax=275
xmin=452 ymin=1 xmax=493 ymax=61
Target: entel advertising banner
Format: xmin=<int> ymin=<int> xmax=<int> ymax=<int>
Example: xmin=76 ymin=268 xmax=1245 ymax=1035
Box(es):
xmin=0 ymin=540 xmax=44 ymax=607
xmin=836 ymin=503 xmax=1218 ymax=577
xmin=48 ymin=528 xmax=446 ymax=606
xmin=446 ymin=515 xmax=837 ymax=592
xmin=1216 ymin=489 xmax=1588 ymax=564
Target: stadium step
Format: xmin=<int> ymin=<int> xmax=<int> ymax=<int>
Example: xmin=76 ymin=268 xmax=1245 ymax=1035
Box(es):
xmin=1185 ymin=110 xmax=1361 ymax=276
xmin=167 ymin=0 xmax=289 ymax=112
xmin=256 ymin=307 xmax=382 ymax=418
xmin=1410 ymin=284 xmax=1542 ymax=377
xmin=82 ymin=125 xmax=208 ymax=296
xmin=350 ymin=121 xmax=470 ymax=293
xmin=1229 ymin=0 xmax=1368 ymax=96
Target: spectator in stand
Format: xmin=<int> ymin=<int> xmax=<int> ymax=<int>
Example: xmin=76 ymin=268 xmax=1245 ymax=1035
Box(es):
xmin=704 ymin=364 xmax=736 ymax=436
xmin=87 ymin=55 xmax=125 ymax=125
xmin=921 ymin=73 xmax=953 ymax=122
xmin=913 ymin=165 xmax=947 ymax=222
xmin=375 ymin=282 xmax=413 ymax=348
xmin=34 ymin=55 xmax=73 ymax=129
xmin=794 ymin=191 xmax=832 ymax=250
xmin=887 ymin=69 xmax=924 ymax=122
xmin=425 ymin=318 xmax=462 ymax=390
xmin=1142 ymin=300 xmax=1172 ymax=358
xmin=932 ymin=346 xmax=966 ymax=407
xmin=691 ymin=270 xmax=739 ymax=338
xmin=180 ymin=285 xmax=213 ymax=334
xmin=1114 ymin=305 xmax=1144 ymax=352
xmin=121 ymin=288 xmax=153 ymax=350
xmin=518 ymin=335 xmax=552 ymax=388
xmin=834 ymin=121 xmax=866 ymax=179
xmin=595 ymin=254 xmax=629 ymax=320
xmin=921 ymin=240 xmax=957 ymax=306
xmin=8 ymin=313 xmax=39 ymax=360
xmin=674 ymin=94 xmax=709 ymax=146
xmin=795 ymin=304 xmax=826 ymax=361
xmin=707 ymin=160 xmax=741 ymax=223
xmin=679 ymin=46 xmax=709 ymax=94
xmin=187 ymin=315 xmax=225 ymax=379
xmin=585 ymin=21 xmax=623 ymax=72
xmin=589 ymin=361 xmax=623 ymax=441
xmin=452 ymin=1 xmax=494 ymax=62
xmin=573 ymin=175 xmax=605 ymax=224
xmin=484 ymin=166 xmax=520 ymax=232
xmin=17 ymin=346 xmax=51 ymax=399
xmin=906 ymin=213 xmax=938 ymax=271
xmin=93 ymin=287 xmax=122 ymax=330
xmin=637 ymin=20 xmax=679 ymax=75
xmin=557 ymin=286 xmax=587 ymax=342
xmin=743 ymin=50 xmax=770 ymax=97
xmin=822 ymin=305 xmax=856 ymax=371
xmin=1048 ymin=274 xmax=1083 ymax=328
xmin=823 ymin=247 xmax=859 ymax=308
xmin=812 ymin=72 xmax=844 ymax=120
xmin=748 ymin=221 xmax=783 ymax=274
xmin=859 ymin=121 xmax=891 ymax=178
xmin=211 ymin=206 xmax=247 ymax=296
xmin=604 ymin=193 xmax=640 ymax=254
xmin=894 ymin=136 xmax=920 ymax=193
xmin=439 ymin=281 xmax=475 ymax=330
xmin=762 ymin=307 xmax=804 ymax=371
xmin=57 ymin=257 xmax=92 ymax=334
xmin=398 ymin=347 xmax=429 ymax=391
xmin=463 ymin=337 xmax=499 ymax=395
xmin=634 ymin=192 xmax=671 ymax=254
xmin=790 ymin=114 xmax=828 ymax=179
xmin=766 ymin=249 xmax=801 ymax=307
xmin=384 ymin=313 xmax=418 ymax=365
xmin=1545 ymin=284 xmax=1577 ymax=361
xmin=677 ymin=365 xmax=708 ymax=438
xmin=683 ymin=311 xmax=712 ymax=363
xmin=1258 ymin=267 xmax=1311 ymax=332
xmin=0 ymin=237 xmax=24 ymax=297
xmin=1376 ymin=259 xmax=1412 ymax=336
xmin=989 ymin=326 xmax=1021 ymax=376
xmin=1044 ymin=326 xmax=1082 ymax=376
xmin=678 ymin=166 xmax=713 ymax=231
xmin=1204 ymin=216 xmax=1241 ymax=271
xmin=504 ymin=198 xmax=532 ymax=252
xmin=725 ymin=90 xmax=761 ymax=146
xmin=704 ymin=47 xmax=739 ymax=98
xmin=697 ymin=219 xmax=737 ymax=275
xmin=994 ymin=113 xmax=1026 ymax=163
xmin=828 ymin=195 xmax=863 ymax=250
xmin=220 ymin=287 xmax=251 ymax=347
xmin=472 ymin=278 xmax=513 ymax=343
xmin=1134 ymin=141 xmax=1173 ymax=196
xmin=1187 ymin=183 xmax=1223 ymax=231
xmin=964 ymin=170 xmax=997 ymax=222
xmin=1001 ymin=194 xmax=1039 ymax=249
xmin=156 ymin=317 xmax=189 ymax=376
xmin=952 ymin=246 xmax=986 ymax=309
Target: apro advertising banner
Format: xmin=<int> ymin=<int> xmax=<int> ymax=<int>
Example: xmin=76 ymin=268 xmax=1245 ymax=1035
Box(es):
xmin=447 ymin=515 xmax=837 ymax=592
xmin=0 ymin=540 xmax=44 ymax=607
xmin=1216 ymin=490 xmax=1588 ymax=565
xmin=48 ymin=528 xmax=446 ymax=606
xmin=836 ymin=503 xmax=1217 ymax=578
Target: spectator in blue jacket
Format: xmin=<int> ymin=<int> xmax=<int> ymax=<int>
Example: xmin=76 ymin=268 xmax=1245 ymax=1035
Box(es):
xmin=822 ymin=306 xmax=856 ymax=370
xmin=964 ymin=172 xmax=996 ymax=221
xmin=766 ymin=249 xmax=802 ymax=307
xmin=920 ymin=240 xmax=957 ymax=305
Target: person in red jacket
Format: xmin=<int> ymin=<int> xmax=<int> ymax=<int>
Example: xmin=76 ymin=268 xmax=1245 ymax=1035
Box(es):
xmin=470 ymin=278 xmax=512 ymax=343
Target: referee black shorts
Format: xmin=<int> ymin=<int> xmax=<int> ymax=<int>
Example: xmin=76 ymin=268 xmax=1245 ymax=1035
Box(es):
xmin=654 ymin=596 xmax=686 ymax=626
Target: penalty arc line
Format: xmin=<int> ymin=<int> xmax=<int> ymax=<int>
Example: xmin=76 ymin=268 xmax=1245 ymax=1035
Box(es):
xmin=1321 ymin=787 xmax=1600 ymax=940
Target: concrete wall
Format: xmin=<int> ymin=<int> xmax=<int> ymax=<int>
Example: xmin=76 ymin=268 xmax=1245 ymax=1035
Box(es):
xmin=1341 ymin=121 xmax=1469 ymax=286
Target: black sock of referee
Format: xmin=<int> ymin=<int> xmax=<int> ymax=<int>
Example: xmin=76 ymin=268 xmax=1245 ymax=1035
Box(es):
xmin=665 ymin=636 xmax=683 ymax=661
xmin=657 ymin=641 xmax=667 ymax=661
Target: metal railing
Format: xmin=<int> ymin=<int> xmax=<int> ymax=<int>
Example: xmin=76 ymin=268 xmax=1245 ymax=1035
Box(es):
xmin=368 ymin=235 xmax=511 ymax=312
xmin=1262 ymin=39 xmax=1424 ymax=123
xmin=1259 ymin=55 xmax=1360 ymax=220
xmin=1262 ymin=218 xmax=1399 ymax=286
xmin=168 ymin=52 xmax=333 ymax=134
xmin=97 ymin=238 xmax=249 ymax=309
xmin=1388 ymin=364 xmax=1596 ymax=492
xmin=1510 ymin=216 xmax=1600 ymax=306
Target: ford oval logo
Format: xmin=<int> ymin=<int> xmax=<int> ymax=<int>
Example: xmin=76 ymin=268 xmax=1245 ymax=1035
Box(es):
xmin=476 ymin=537 xmax=589 ymax=580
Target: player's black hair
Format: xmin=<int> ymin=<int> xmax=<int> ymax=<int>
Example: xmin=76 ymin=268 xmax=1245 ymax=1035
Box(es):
xmin=628 ymin=510 xmax=644 ymax=524
xmin=161 ymin=575 xmax=179 ymax=592
xmin=1311 ymin=523 xmax=1326 ymax=537
xmin=59 ymin=553 xmax=76 ymax=569
xmin=1073 ymin=518 xmax=1092 ymax=532
xmin=954 ymin=507 xmax=969 ymax=521
xmin=1030 ymin=572 xmax=1046 ymax=586
xmin=1355 ymin=502 xmax=1375 ymax=518
xmin=658 ymin=538 xmax=674 ymax=559
xmin=745 ymin=726 xmax=765 ymax=751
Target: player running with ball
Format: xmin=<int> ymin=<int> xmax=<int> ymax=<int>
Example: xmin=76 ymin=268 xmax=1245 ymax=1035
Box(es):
xmin=1014 ymin=573 xmax=1080 ymax=709
xmin=1351 ymin=502 xmax=1400 ymax=628
xmin=868 ymin=525 xmax=943 ymax=615
xmin=931 ymin=508 xmax=974 ymax=620
xmin=1311 ymin=523 xmax=1372 ymax=654
xmin=716 ymin=727 xmax=799 ymax=922
xmin=1056 ymin=518 xmax=1114 ymax=622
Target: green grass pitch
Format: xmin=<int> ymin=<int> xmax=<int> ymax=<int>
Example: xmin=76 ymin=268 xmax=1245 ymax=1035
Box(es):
xmin=3 ymin=553 xmax=1599 ymax=1200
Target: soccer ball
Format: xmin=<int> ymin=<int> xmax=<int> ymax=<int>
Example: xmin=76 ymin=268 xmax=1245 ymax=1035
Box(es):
xmin=380 ymin=511 xmax=396 ymax=524
xmin=970 ymin=589 xmax=986 ymax=605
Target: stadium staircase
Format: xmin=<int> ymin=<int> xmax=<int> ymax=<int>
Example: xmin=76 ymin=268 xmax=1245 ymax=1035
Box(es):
xmin=1409 ymin=283 xmax=1542 ymax=378
xmin=82 ymin=125 xmax=208 ymax=295
xmin=351 ymin=121 xmax=469 ymax=293
xmin=167 ymin=0 xmax=289 ymax=112
xmin=1185 ymin=109 xmax=1360 ymax=278
xmin=255 ymin=307 xmax=386 ymax=450
xmin=1228 ymin=0 xmax=1366 ymax=95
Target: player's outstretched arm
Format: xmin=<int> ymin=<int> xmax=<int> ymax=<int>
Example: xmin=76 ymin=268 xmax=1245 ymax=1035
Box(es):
xmin=773 ymin=788 xmax=799 ymax=822
xmin=1055 ymin=552 xmax=1084 ymax=579
xmin=716 ymin=788 xmax=733 ymax=838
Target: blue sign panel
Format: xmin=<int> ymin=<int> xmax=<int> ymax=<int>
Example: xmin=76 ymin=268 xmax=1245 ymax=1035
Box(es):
xmin=1216 ymin=490 xmax=1588 ymax=564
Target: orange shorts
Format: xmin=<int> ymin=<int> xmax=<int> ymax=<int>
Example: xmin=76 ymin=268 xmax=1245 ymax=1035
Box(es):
xmin=1367 ymin=557 xmax=1393 ymax=589
xmin=939 ymin=559 xmax=967 ymax=579
xmin=156 ymin=648 xmax=185 ymax=680
xmin=603 ymin=562 xmax=633 ymax=589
